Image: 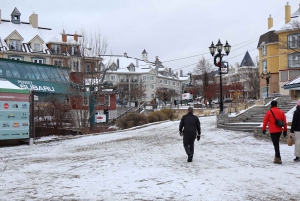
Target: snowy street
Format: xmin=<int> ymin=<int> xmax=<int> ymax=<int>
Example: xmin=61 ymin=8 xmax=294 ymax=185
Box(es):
xmin=1 ymin=116 xmax=299 ymax=200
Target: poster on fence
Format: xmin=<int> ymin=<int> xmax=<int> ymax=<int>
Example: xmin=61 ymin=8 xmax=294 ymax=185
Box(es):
xmin=0 ymin=89 xmax=30 ymax=140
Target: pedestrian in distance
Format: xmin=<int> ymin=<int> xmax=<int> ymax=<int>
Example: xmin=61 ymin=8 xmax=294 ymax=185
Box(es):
xmin=290 ymin=100 xmax=300 ymax=162
xmin=179 ymin=107 xmax=201 ymax=162
xmin=262 ymin=100 xmax=288 ymax=164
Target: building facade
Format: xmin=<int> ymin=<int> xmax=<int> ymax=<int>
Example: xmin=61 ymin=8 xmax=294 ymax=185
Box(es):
xmin=221 ymin=51 xmax=258 ymax=100
xmin=258 ymin=3 xmax=300 ymax=100
xmin=104 ymin=50 xmax=190 ymax=103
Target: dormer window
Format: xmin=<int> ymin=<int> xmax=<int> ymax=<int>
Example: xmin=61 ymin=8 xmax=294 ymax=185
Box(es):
xmin=69 ymin=46 xmax=77 ymax=55
xmin=9 ymin=40 xmax=21 ymax=51
xmin=52 ymin=44 xmax=61 ymax=54
xmin=34 ymin=43 xmax=40 ymax=51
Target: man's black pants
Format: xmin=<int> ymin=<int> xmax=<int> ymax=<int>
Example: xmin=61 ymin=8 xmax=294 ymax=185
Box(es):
xmin=270 ymin=132 xmax=282 ymax=158
xmin=183 ymin=134 xmax=196 ymax=156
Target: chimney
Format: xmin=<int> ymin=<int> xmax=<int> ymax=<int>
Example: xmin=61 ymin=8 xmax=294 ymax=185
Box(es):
xmin=169 ymin=68 xmax=172 ymax=76
xmin=180 ymin=70 xmax=183 ymax=77
xmin=0 ymin=10 xmax=1 ymax=24
xmin=74 ymin=31 xmax=78 ymax=42
xmin=285 ymin=2 xmax=291 ymax=24
xmin=29 ymin=12 xmax=38 ymax=28
xmin=62 ymin=29 xmax=67 ymax=42
xmin=268 ymin=15 xmax=273 ymax=29
xmin=156 ymin=56 xmax=159 ymax=62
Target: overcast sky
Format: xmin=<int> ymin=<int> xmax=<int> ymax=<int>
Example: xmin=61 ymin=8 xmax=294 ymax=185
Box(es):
xmin=1 ymin=0 xmax=299 ymax=74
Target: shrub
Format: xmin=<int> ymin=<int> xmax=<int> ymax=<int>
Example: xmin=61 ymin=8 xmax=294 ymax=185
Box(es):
xmin=147 ymin=112 xmax=159 ymax=123
xmin=117 ymin=113 xmax=148 ymax=129
xmin=160 ymin=109 xmax=177 ymax=121
xmin=147 ymin=111 xmax=168 ymax=123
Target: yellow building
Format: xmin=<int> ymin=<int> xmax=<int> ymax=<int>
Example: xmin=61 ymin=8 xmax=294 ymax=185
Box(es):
xmin=258 ymin=3 xmax=300 ymax=100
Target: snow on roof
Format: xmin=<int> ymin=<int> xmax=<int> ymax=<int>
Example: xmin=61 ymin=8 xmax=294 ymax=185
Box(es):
xmin=271 ymin=8 xmax=300 ymax=33
xmin=0 ymin=21 xmax=41 ymax=44
xmin=0 ymin=79 xmax=22 ymax=89
xmin=283 ymin=75 xmax=300 ymax=86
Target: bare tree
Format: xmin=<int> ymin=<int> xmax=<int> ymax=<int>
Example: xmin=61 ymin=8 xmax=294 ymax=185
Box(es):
xmin=193 ymin=56 xmax=217 ymax=100
xmin=155 ymin=87 xmax=178 ymax=105
xmin=67 ymin=29 xmax=114 ymax=133
xmin=240 ymin=67 xmax=260 ymax=99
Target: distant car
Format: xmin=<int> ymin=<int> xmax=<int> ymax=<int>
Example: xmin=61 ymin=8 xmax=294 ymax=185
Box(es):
xmin=212 ymin=99 xmax=219 ymax=104
xmin=224 ymin=98 xmax=233 ymax=103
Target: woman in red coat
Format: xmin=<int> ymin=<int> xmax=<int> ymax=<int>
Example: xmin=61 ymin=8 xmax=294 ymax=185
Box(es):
xmin=262 ymin=101 xmax=287 ymax=164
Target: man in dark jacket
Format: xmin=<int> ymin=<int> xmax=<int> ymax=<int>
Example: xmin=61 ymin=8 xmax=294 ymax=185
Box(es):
xmin=262 ymin=100 xmax=287 ymax=164
xmin=179 ymin=107 xmax=201 ymax=162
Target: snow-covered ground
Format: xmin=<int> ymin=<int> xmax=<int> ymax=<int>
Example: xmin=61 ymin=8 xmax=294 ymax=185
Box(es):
xmin=1 ymin=116 xmax=299 ymax=200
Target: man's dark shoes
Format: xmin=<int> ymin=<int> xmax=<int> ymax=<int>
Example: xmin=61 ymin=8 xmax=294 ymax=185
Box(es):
xmin=187 ymin=154 xmax=193 ymax=162
xmin=294 ymin=157 xmax=300 ymax=162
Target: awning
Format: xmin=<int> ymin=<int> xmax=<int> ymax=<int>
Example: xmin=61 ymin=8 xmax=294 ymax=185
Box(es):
xmin=282 ymin=75 xmax=300 ymax=90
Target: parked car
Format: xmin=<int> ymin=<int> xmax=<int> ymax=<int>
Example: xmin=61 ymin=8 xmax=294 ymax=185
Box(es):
xmin=224 ymin=98 xmax=233 ymax=103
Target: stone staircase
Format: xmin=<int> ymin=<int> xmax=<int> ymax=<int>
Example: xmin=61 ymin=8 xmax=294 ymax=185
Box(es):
xmin=217 ymin=96 xmax=296 ymax=133
xmin=218 ymin=122 xmax=261 ymax=132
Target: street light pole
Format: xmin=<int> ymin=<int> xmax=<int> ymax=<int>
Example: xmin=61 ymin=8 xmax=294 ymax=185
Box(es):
xmin=209 ymin=40 xmax=231 ymax=114
xmin=261 ymin=71 xmax=271 ymax=98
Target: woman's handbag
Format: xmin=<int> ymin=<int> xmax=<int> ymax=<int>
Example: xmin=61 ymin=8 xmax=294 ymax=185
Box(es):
xmin=270 ymin=109 xmax=285 ymax=127
xmin=287 ymin=135 xmax=294 ymax=146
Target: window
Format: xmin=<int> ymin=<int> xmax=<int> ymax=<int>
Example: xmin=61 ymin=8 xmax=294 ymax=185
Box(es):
xmin=151 ymin=94 xmax=154 ymax=98
xmin=69 ymin=46 xmax=77 ymax=55
xmin=54 ymin=60 xmax=62 ymax=67
xmin=262 ymin=44 xmax=266 ymax=56
xmin=288 ymin=34 xmax=300 ymax=48
xmin=83 ymin=96 xmax=89 ymax=106
xmin=164 ymin=80 xmax=167 ymax=84
xmin=31 ymin=58 xmax=45 ymax=64
xmin=142 ymin=75 xmax=147 ymax=80
xmin=105 ymin=95 xmax=110 ymax=106
xmin=52 ymin=44 xmax=61 ymax=54
xmin=168 ymin=81 xmax=171 ymax=85
xmin=280 ymin=71 xmax=288 ymax=81
xmin=290 ymin=70 xmax=300 ymax=80
xmin=85 ymin=63 xmax=91 ymax=72
xmin=151 ymin=76 xmax=154 ymax=81
xmin=173 ymin=81 xmax=175 ymax=86
xmin=110 ymin=75 xmax=115 ymax=81
xmin=8 ymin=56 xmax=23 ymax=61
xmin=262 ymin=60 xmax=267 ymax=72
xmin=160 ymin=79 xmax=162 ymax=83
xmin=9 ymin=40 xmax=21 ymax=51
xmin=288 ymin=53 xmax=300 ymax=68
xmin=73 ymin=61 xmax=79 ymax=71
xmin=143 ymin=84 xmax=147 ymax=89
xmin=34 ymin=43 xmax=40 ymax=51
xmin=151 ymin=84 xmax=155 ymax=89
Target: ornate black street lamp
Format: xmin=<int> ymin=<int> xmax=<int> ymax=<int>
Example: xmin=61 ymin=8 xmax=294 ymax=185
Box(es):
xmin=261 ymin=71 xmax=271 ymax=98
xmin=209 ymin=39 xmax=231 ymax=113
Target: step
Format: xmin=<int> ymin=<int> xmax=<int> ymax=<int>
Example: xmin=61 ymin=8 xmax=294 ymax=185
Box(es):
xmin=217 ymin=124 xmax=254 ymax=132
xmin=223 ymin=122 xmax=261 ymax=127
xmin=244 ymin=119 xmax=264 ymax=122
